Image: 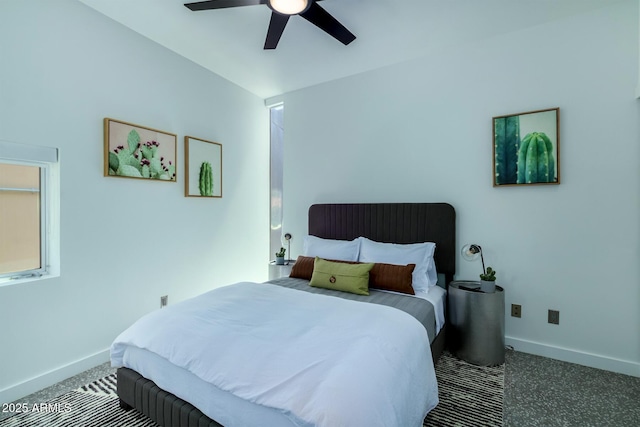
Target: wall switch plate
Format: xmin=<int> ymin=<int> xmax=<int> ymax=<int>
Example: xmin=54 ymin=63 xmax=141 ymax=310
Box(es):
xmin=511 ymin=304 xmax=522 ymax=318
xmin=160 ymin=295 xmax=168 ymax=308
xmin=548 ymin=309 xmax=560 ymax=325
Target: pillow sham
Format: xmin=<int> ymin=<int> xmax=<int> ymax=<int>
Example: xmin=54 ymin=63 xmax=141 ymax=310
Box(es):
xmin=301 ymin=235 xmax=360 ymax=262
xmin=290 ymin=255 xmax=416 ymax=295
xmin=289 ymin=255 xmax=317 ymax=280
xmin=358 ymin=237 xmax=437 ymax=292
xmin=369 ymin=262 xmax=416 ymax=295
xmin=309 ymin=257 xmax=374 ymax=296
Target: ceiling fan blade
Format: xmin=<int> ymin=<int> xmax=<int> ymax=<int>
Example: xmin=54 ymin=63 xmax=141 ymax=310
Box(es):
xmin=264 ymin=12 xmax=290 ymax=50
xmin=184 ymin=0 xmax=266 ymax=11
xmin=299 ymin=2 xmax=356 ymax=45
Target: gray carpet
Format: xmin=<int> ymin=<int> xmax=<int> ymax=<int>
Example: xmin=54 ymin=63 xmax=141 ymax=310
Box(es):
xmin=504 ymin=350 xmax=640 ymax=426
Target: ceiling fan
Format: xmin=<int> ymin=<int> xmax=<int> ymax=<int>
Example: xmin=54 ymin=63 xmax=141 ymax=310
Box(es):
xmin=184 ymin=0 xmax=356 ymax=50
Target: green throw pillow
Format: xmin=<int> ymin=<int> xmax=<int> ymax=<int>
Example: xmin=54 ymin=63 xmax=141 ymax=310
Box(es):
xmin=309 ymin=257 xmax=374 ymax=295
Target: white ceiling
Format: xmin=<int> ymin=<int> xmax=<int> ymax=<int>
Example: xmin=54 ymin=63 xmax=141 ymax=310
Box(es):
xmin=78 ymin=0 xmax=621 ymax=99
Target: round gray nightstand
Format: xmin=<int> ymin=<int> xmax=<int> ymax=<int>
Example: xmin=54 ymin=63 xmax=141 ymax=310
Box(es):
xmin=448 ymin=280 xmax=505 ymax=366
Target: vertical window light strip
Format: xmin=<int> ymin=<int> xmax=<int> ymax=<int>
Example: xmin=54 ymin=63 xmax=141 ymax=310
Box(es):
xmin=269 ymin=104 xmax=284 ymax=260
xmin=0 ymin=140 xmax=59 ymax=283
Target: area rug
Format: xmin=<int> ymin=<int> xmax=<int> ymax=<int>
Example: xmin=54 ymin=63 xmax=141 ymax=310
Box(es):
xmin=0 ymin=375 xmax=157 ymax=427
xmin=1 ymin=352 xmax=503 ymax=427
xmin=424 ymin=352 xmax=504 ymax=426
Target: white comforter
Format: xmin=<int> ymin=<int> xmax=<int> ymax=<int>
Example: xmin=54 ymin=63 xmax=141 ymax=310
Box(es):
xmin=111 ymin=282 xmax=438 ymax=427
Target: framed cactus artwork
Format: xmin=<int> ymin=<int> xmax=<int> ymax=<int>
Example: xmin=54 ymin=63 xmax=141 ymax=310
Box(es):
xmin=493 ymin=108 xmax=560 ymax=186
xmin=104 ymin=118 xmax=177 ymax=182
xmin=184 ymin=136 xmax=222 ymax=198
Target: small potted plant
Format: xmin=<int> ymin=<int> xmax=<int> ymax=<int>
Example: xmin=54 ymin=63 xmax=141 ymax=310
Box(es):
xmin=275 ymin=247 xmax=286 ymax=265
xmin=479 ymin=266 xmax=497 ymax=293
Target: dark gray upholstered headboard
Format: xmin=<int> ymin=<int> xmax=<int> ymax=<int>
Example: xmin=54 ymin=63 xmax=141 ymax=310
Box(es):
xmin=308 ymin=203 xmax=456 ymax=285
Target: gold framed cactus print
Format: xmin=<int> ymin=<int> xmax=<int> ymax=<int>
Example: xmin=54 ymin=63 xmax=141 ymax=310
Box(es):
xmin=493 ymin=108 xmax=560 ymax=186
xmin=104 ymin=118 xmax=177 ymax=182
xmin=184 ymin=136 xmax=222 ymax=198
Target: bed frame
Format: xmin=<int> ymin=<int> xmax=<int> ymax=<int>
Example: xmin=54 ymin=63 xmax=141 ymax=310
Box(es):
xmin=117 ymin=202 xmax=456 ymax=426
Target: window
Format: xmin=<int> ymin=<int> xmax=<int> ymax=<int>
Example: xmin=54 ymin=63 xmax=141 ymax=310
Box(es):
xmin=269 ymin=104 xmax=284 ymax=260
xmin=0 ymin=140 xmax=59 ymax=283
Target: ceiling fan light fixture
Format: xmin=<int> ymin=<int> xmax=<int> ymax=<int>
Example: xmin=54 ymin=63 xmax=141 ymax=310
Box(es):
xmin=268 ymin=0 xmax=310 ymax=15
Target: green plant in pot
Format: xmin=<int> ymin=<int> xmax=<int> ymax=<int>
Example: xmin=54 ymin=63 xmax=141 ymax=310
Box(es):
xmin=480 ymin=266 xmax=497 ymax=293
xmin=275 ymin=247 xmax=286 ymax=265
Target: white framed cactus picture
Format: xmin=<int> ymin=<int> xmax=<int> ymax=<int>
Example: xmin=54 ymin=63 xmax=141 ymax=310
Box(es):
xmin=104 ymin=118 xmax=177 ymax=182
xmin=493 ymin=108 xmax=560 ymax=186
xmin=184 ymin=136 xmax=222 ymax=198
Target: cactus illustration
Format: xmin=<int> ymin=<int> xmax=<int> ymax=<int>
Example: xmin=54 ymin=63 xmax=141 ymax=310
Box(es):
xmin=109 ymin=129 xmax=142 ymax=177
xmin=108 ymin=129 xmax=176 ymax=180
xmin=517 ymin=132 xmax=556 ymax=184
xmin=494 ymin=115 xmax=520 ymax=185
xmin=199 ymin=161 xmax=213 ymax=196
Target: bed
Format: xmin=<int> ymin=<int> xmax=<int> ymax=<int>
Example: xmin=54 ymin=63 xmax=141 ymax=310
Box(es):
xmin=113 ymin=202 xmax=456 ymax=427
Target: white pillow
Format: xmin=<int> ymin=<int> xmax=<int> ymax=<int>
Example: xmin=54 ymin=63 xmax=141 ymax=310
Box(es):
xmin=301 ymin=235 xmax=360 ymax=262
xmin=358 ymin=237 xmax=437 ymax=292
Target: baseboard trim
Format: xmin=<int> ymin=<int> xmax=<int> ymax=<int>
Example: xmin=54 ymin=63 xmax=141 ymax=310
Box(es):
xmin=0 ymin=348 xmax=110 ymax=404
xmin=506 ymin=336 xmax=640 ymax=377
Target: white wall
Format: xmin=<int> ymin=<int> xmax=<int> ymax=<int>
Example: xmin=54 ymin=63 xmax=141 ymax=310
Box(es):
xmin=0 ymin=0 xmax=269 ymax=402
xmin=281 ymin=0 xmax=640 ymax=376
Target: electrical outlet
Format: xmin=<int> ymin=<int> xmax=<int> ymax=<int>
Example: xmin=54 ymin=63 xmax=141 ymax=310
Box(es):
xmin=160 ymin=295 xmax=168 ymax=308
xmin=511 ymin=304 xmax=521 ymax=318
xmin=548 ymin=309 xmax=560 ymax=325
